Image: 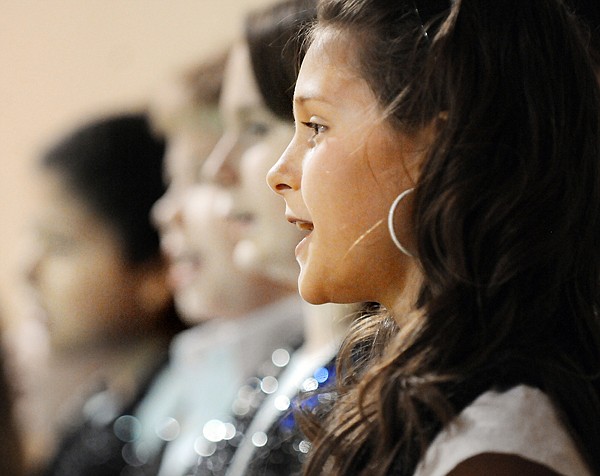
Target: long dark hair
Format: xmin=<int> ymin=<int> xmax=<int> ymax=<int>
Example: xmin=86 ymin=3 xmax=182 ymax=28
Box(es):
xmin=301 ymin=1 xmax=600 ymax=474
xmin=43 ymin=113 xmax=166 ymax=265
xmin=42 ymin=113 xmax=185 ymax=334
xmin=568 ymin=0 xmax=600 ymax=68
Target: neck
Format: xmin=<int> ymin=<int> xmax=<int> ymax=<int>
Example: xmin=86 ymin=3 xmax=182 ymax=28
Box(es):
xmin=223 ymin=279 xmax=296 ymax=320
xmin=385 ymin=261 xmax=423 ymax=325
xmin=300 ymin=301 xmax=362 ymax=356
xmin=49 ymin=332 xmax=169 ymax=395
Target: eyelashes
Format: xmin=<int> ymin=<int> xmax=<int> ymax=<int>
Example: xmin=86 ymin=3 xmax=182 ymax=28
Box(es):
xmin=301 ymin=121 xmax=327 ymax=142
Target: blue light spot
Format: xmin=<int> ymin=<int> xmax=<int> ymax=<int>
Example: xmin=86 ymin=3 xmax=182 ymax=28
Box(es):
xmin=314 ymin=367 xmax=329 ymax=384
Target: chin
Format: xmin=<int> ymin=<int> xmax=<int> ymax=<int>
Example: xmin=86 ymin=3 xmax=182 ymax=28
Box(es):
xmin=298 ymin=270 xmax=363 ymax=306
xmin=175 ymin=293 xmax=213 ymax=324
xmin=264 ymin=263 xmax=299 ymax=289
xmin=298 ymin=279 xmax=334 ymax=305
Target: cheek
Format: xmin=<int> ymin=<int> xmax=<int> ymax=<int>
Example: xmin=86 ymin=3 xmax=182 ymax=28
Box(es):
xmin=302 ymin=140 xmax=372 ymax=224
xmin=302 ymin=142 xmax=336 ymax=209
xmin=44 ymin=259 xmax=112 ymax=327
xmin=43 ymin=258 xmax=87 ymax=299
xmin=241 ymin=141 xmax=285 ymax=198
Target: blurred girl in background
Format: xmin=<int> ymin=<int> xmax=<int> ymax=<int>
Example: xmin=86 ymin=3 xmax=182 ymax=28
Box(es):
xmin=25 ymin=113 xmax=184 ymax=475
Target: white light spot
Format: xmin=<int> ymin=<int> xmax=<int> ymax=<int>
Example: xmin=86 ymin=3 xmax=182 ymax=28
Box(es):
xmin=113 ymin=415 xmax=142 ymax=442
xmin=194 ymin=437 xmax=216 ymax=457
xmin=299 ymin=440 xmax=311 ymax=453
xmin=155 ymin=417 xmax=180 ymax=441
xmin=261 ymin=376 xmax=279 ymax=394
xmin=274 ymin=395 xmax=291 ymax=411
xmin=251 ymin=431 xmax=268 ymax=447
xmin=223 ymin=422 xmax=236 ymax=440
xmin=302 ymin=377 xmax=318 ymax=392
xmin=272 ymin=348 xmax=290 ymax=367
xmin=203 ymin=419 xmax=227 ymax=442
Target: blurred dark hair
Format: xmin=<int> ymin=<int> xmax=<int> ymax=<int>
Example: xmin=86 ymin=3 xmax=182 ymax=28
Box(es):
xmin=245 ymin=0 xmax=317 ymax=121
xmin=149 ymin=51 xmax=227 ymax=136
xmin=43 ymin=113 xmax=166 ymax=264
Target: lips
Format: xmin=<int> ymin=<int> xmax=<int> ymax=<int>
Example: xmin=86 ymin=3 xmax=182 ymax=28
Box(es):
xmin=287 ymin=215 xmax=314 ymax=233
xmin=167 ymin=254 xmax=203 ymax=289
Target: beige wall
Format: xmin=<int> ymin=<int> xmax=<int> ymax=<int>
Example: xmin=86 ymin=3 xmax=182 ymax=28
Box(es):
xmin=0 ymin=0 xmax=272 ymax=325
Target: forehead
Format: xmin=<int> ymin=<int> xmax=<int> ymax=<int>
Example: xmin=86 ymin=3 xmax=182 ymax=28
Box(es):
xmin=295 ymin=29 xmax=375 ymax=108
xmin=220 ymin=41 xmax=263 ymax=114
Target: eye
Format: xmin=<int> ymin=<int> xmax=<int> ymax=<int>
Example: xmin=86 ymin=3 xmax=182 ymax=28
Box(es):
xmin=247 ymin=121 xmax=270 ymax=137
xmin=301 ymin=121 xmax=327 ymax=141
xmin=41 ymin=232 xmax=75 ymax=256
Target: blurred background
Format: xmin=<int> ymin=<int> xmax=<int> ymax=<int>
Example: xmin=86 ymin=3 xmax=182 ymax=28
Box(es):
xmin=0 ymin=0 xmax=271 ymax=470
xmin=0 ymin=0 xmax=272 ymax=328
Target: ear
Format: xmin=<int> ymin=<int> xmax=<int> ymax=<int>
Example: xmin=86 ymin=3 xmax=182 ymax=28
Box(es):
xmin=133 ymin=256 xmax=172 ymax=316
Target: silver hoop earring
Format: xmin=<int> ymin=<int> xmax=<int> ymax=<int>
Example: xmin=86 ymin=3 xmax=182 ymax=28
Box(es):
xmin=387 ymin=188 xmax=415 ymax=257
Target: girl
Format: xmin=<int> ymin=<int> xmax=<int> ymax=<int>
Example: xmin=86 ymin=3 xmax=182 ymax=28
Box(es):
xmin=268 ymin=0 xmax=600 ymax=474
xmin=26 ymin=113 xmax=185 ymax=475
xmin=144 ymin=54 xmax=305 ymax=476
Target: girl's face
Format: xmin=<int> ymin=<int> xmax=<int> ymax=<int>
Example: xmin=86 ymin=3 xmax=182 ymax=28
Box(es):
xmin=201 ymin=41 xmax=304 ymax=287
xmin=152 ymin=120 xmax=282 ymax=323
xmin=25 ymin=173 xmax=162 ymax=352
xmin=268 ymin=31 xmax=423 ymax=308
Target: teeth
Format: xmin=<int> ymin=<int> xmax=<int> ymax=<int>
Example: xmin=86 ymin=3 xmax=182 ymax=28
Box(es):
xmin=295 ymin=222 xmax=314 ymax=232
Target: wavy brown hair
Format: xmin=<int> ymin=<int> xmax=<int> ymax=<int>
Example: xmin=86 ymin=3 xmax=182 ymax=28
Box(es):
xmin=299 ymin=0 xmax=600 ymax=474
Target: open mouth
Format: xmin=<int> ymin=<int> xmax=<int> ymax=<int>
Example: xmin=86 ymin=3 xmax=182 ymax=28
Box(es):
xmin=168 ymin=254 xmax=203 ymax=289
xmin=288 ymin=217 xmax=314 ymax=235
xmin=294 ymin=221 xmax=314 ymax=233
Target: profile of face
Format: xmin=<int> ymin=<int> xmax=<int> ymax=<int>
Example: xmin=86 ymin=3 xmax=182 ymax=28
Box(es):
xmin=201 ymin=41 xmax=304 ymax=287
xmin=152 ymin=111 xmax=286 ymax=323
xmin=268 ymin=30 xmax=424 ymax=307
xmin=25 ymin=173 xmax=165 ymax=352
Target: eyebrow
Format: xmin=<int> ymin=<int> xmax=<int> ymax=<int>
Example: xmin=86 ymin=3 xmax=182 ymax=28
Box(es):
xmin=294 ymin=94 xmax=333 ymax=106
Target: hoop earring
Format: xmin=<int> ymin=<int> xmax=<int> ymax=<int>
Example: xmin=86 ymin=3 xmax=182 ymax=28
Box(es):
xmin=387 ymin=188 xmax=415 ymax=257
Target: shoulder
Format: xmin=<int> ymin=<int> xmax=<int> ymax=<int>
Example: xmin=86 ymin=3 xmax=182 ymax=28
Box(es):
xmin=447 ymin=453 xmax=563 ymax=476
xmin=414 ymin=385 xmax=591 ymax=476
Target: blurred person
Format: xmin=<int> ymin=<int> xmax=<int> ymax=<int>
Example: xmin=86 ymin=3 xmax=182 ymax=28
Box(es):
xmin=82 ymin=51 xmax=305 ymax=476
xmin=40 ymin=49 xmax=301 ymax=476
xmin=22 ymin=113 xmax=185 ymax=475
xmin=28 ymin=52 xmax=303 ymax=476
xmin=185 ymin=1 xmax=362 ymax=475
xmin=149 ymin=51 xmax=298 ymax=321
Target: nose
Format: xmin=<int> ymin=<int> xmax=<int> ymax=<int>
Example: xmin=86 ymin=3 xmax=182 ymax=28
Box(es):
xmin=151 ymin=190 xmax=182 ymax=231
xmin=267 ymin=141 xmax=299 ymax=195
xmin=200 ymin=132 xmax=240 ymax=186
xmin=23 ymin=237 xmax=43 ymax=287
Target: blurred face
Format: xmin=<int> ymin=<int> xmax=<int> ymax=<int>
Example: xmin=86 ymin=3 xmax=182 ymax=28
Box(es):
xmin=152 ymin=108 xmax=287 ymax=323
xmin=201 ymin=42 xmax=304 ymax=287
xmin=25 ymin=173 xmax=153 ymax=352
xmin=267 ymin=31 xmax=424 ymax=309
